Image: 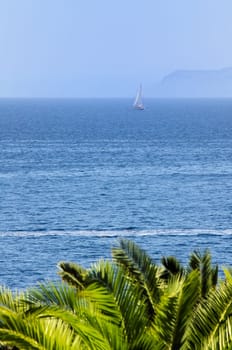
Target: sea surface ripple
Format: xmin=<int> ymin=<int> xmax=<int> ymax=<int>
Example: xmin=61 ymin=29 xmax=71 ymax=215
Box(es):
xmin=0 ymin=98 xmax=232 ymax=288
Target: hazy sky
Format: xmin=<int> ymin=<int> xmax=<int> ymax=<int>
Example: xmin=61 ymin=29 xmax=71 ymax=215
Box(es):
xmin=1 ymin=1 xmax=232 ymax=97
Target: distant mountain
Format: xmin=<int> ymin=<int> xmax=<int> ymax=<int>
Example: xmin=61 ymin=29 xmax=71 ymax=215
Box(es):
xmin=156 ymin=67 xmax=232 ymax=97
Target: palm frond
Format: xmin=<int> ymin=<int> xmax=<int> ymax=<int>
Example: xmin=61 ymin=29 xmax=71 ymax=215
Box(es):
xmin=152 ymin=270 xmax=201 ymax=349
xmin=89 ymin=260 xmax=150 ymax=345
xmin=25 ymin=281 xmax=121 ymax=326
xmin=170 ymin=270 xmax=201 ymax=349
xmin=201 ymin=250 xmax=214 ymax=297
xmin=0 ymin=306 xmax=79 ymax=350
xmin=152 ymin=275 xmax=184 ymax=347
xmin=189 ymin=250 xmax=202 ymax=271
xmin=161 ymin=256 xmax=185 ymax=280
xmin=188 ymin=271 xmax=232 ymax=349
xmin=57 ymin=262 xmax=88 ymax=289
xmin=188 ymin=249 xmax=218 ymax=298
xmin=112 ymin=239 xmax=162 ymax=318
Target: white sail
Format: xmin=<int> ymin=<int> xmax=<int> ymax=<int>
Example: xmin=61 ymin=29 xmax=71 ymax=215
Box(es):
xmin=133 ymin=84 xmax=144 ymax=110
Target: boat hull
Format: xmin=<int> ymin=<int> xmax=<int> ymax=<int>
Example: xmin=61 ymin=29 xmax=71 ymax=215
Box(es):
xmin=134 ymin=104 xmax=144 ymax=110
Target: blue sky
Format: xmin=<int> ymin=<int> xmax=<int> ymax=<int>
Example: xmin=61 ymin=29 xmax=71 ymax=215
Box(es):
xmin=1 ymin=1 xmax=232 ymax=97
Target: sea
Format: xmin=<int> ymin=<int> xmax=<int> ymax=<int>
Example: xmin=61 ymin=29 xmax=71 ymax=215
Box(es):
xmin=1 ymin=98 xmax=232 ymax=289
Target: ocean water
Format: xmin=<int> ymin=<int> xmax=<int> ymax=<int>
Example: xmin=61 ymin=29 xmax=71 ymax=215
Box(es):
xmin=1 ymin=98 xmax=232 ymax=289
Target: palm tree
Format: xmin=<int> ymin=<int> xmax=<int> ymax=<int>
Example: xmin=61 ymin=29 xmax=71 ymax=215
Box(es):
xmin=0 ymin=239 xmax=232 ymax=349
xmin=0 ymin=285 xmax=97 ymax=349
xmin=58 ymin=239 xmax=229 ymax=349
xmin=0 ymin=283 xmax=128 ymax=349
xmin=57 ymin=259 xmax=156 ymax=348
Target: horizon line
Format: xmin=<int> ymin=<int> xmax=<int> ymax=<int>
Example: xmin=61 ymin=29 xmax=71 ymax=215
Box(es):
xmin=0 ymin=96 xmax=232 ymax=100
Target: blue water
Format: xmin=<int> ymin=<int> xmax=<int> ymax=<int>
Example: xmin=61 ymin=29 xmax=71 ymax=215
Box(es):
xmin=1 ymin=98 xmax=232 ymax=288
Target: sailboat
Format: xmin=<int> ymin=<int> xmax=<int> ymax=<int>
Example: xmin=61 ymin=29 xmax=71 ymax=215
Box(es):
xmin=133 ymin=84 xmax=144 ymax=110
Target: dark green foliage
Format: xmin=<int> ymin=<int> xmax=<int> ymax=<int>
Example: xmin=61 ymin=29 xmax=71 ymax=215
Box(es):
xmin=188 ymin=249 xmax=218 ymax=297
xmin=112 ymin=239 xmax=162 ymax=315
xmin=160 ymin=255 xmax=185 ymax=280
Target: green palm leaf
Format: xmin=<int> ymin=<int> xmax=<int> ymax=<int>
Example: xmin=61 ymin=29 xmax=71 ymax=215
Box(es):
xmin=152 ymin=270 xmax=200 ymax=349
xmin=188 ymin=270 xmax=232 ymax=349
xmin=57 ymin=257 xmax=153 ymax=347
xmin=188 ymin=250 xmax=218 ymax=298
xmin=112 ymin=238 xmax=163 ymax=318
xmin=161 ymin=256 xmax=185 ymax=280
xmin=0 ymin=306 xmax=78 ymax=350
xmin=89 ymin=260 xmax=151 ymax=346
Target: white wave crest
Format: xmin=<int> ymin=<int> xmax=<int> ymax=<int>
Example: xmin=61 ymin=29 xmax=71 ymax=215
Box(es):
xmin=0 ymin=228 xmax=231 ymax=237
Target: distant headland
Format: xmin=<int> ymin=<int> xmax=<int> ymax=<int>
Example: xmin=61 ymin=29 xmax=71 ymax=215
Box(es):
xmin=156 ymin=67 xmax=232 ymax=97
